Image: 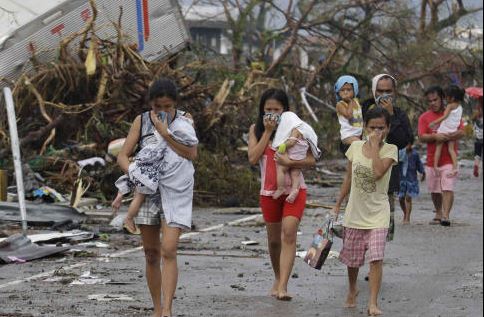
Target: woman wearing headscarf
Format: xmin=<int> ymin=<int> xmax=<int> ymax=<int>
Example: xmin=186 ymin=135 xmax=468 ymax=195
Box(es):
xmin=361 ymin=74 xmax=413 ymax=241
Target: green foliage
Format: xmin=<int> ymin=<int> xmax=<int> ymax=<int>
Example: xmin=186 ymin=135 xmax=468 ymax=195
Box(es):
xmin=193 ymin=146 xmax=259 ymax=207
xmin=311 ymin=111 xmax=342 ymax=159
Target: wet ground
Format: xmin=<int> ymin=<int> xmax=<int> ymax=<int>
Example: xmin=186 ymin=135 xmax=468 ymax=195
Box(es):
xmin=0 ymin=161 xmax=482 ymax=317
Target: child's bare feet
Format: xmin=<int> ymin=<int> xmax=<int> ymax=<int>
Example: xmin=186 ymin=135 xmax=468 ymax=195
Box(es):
xmin=270 ymin=280 xmax=279 ymax=297
xmin=402 ymin=220 xmax=410 ymax=225
xmin=344 ymin=290 xmax=359 ymax=308
xmin=276 ymin=291 xmax=293 ymax=301
xmin=123 ymin=216 xmax=137 ymax=233
xmin=285 ymin=189 xmax=299 ymax=203
xmin=367 ymin=304 xmax=382 ymax=316
xmin=161 ymin=308 xmax=172 ymax=317
xmin=272 ymin=189 xmax=285 ymax=200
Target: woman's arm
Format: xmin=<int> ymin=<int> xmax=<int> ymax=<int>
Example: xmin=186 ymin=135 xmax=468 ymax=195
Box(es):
xmin=332 ymin=160 xmax=352 ymax=217
xmin=371 ymin=155 xmax=395 ymax=180
xmin=248 ymin=123 xmax=274 ymax=165
xmin=275 ymin=150 xmax=316 ymax=169
xmin=151 ymin=111 xmax=197 ymax=161
xmin=163 ymin=135 xmax=198 ymax=160
xmin=368 ymin=131 xmax=395 ymax=180
xmin=117 ymin=116 xmax=142 ymax=173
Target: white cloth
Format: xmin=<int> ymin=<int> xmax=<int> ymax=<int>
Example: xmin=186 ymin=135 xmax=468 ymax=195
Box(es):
xmin=474 ymin=117 xmax=483 ymax=140
xmin=437 ymin=105 xmax=462 ymax=134
xmin=272 ymin=111 xmax=321 ymax=159
xmin=121 ymin=115 xmax=198 ymax=229
xmin=156 ymin=116 xmax=198 ymax=229
xmin=372 ymin=74 xmax=397 ymax=99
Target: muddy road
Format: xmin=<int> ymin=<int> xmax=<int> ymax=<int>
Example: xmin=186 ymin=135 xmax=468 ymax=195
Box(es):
xmin=0 ymin=162 xmax=482 ymax=317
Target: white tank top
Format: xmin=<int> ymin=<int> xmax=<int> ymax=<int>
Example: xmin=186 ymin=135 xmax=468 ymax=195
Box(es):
xmin=437 ymin=105 xmax=462 ymax=134
xmin=338 ymin=99 xmax=363 ymax=140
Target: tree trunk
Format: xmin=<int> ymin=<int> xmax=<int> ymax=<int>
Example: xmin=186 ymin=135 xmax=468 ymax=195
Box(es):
xmin=419 ymin=0 xmax=427 ymax=34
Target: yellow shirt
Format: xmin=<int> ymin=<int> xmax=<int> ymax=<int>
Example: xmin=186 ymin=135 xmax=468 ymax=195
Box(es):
xmin=344 ymin=141 xmax=398 ymax=229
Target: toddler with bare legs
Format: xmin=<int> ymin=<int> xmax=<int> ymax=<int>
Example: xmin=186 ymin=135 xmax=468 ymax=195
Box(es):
xmin=429 ymin=85 xmax=464 ymax=177
xmin=272 ymin=111 xmax=320 ymax=203
xmin=335 ymin=75 xmax=363 ymax=154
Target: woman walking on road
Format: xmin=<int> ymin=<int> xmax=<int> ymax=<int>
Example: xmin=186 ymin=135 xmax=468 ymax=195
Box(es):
xmin=332 ymin=107 xmax=398 ymax=316
xmin=117 ymin=78 xmax=198 ymax=317
xmin=248 ymin=88 xmax=318 ymax=300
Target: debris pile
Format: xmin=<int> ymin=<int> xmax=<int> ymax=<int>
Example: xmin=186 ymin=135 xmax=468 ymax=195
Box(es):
xmin=0 ymin=1 xmax=261 ymax=207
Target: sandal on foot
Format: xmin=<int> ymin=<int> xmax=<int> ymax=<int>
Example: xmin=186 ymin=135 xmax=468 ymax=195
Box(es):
xmin=440 ymin=219 xmax=451 ymax=227
xmin=429 ymin=218 xmax=441 ymax=225
xmin=276 ymin=294 xmax=293 ymax=301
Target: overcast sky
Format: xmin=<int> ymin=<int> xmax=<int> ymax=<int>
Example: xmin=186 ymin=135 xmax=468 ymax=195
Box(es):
xmin=180 ymin=0 xmax=483 ymax=28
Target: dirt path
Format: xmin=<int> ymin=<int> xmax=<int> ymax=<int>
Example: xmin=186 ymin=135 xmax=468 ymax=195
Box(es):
xmin=0 ymin=162 xmax=482 ymax=317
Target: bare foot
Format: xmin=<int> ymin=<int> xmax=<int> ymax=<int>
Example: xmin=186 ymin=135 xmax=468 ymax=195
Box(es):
xmin=344 ymin=290 xmax=359 ymax=308
xmin=276 ymin=291 xmax=293 ymax=301
xmin=151 ymin=311 xmax=162 ymax=317
xmin=285 ymin=189 xmax=299 ymax=203
xmin=402 ymin=220 xmax=410 ymax=225
xmin=161 ymin=308 xmax=172 ymax=317
xmin=270 ymin=280 xmax=279 ymax=297
xmin=368 ymin=304 xmax=382 ymax=316
xmin=123 ymin=216 xmax=137 ymax=233
xmin=272 ymin=189 xmax=285 ymax=200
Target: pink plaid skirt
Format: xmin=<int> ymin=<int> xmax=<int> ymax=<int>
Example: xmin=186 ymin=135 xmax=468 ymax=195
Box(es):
xmin=339 ymin=227 xmax=388 ymax=268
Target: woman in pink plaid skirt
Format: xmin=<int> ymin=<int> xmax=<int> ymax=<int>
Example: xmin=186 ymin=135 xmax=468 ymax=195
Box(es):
xmin=332 ymin=107 xmax=398 ymax=316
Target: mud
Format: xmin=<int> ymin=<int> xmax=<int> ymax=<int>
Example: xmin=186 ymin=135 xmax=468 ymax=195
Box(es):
xmin=0 ymin=161 xmax=482 ymax=317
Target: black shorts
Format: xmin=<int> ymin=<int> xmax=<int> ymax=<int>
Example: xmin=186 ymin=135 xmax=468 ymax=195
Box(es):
xmin=339 ymin=141 xmax=350 ymax=155
xmin=475 ymin=140 xmax=483 ymax=158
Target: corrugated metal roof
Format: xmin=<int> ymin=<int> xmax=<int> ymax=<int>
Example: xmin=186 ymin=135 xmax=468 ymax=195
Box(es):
xmin=0 ymin=0 xmax=66 ymax=41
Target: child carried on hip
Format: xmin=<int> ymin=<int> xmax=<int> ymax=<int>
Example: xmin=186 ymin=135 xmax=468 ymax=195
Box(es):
xmin=271 ymin=111 xmax=321 ymax=203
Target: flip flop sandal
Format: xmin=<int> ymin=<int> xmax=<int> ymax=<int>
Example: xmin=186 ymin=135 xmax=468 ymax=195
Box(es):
xmin=429 ymin=218 xmax=441 ymax=225
xmin=440 ymin=219 xmax=451 ymax=227
xmin=276 ymin=294 xmax=293 ymax=301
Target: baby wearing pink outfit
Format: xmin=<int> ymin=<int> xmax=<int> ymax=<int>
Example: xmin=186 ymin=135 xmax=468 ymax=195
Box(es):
xmin=272 ymin=111 xmax=320 ymax=203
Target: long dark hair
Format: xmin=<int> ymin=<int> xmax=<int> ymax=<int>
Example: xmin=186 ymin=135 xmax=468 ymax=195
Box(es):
xmin=444 ymin=85 xmax=465 ymax=102
xmin=255 ymin=88 xmax=290 ymax=140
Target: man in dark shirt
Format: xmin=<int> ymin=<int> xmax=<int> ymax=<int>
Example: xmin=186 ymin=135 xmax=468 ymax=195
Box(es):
xmin=361 ymin=74 xmax=413 ymax=241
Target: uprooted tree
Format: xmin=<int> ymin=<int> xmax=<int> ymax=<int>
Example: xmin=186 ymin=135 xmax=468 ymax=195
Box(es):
xmin=186 ymin=0 xmax=482 ymax=152
xmin=0 ymin=0 xmax=482 ymax=206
